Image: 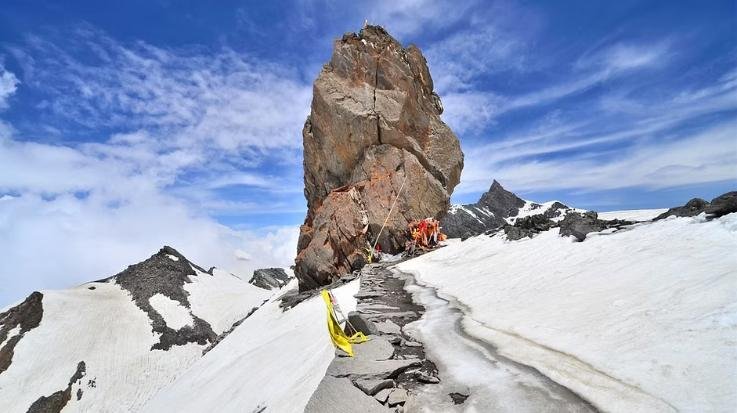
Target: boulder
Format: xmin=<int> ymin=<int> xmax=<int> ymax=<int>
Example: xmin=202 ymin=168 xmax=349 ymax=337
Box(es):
xmin=248 ymin=268 xmax=291 ymax=290
xmin=654 ymin=198 xmax=709 ymax=220
xmin=295 ymin=25 xmax=463 ymax=290
xmin=705 ymin=191 xmax=737 ymax=218
xmin=559 ymin=212 xmax=633 ymax=241
xmin=503 ymin=215 xmax=556 ymax=241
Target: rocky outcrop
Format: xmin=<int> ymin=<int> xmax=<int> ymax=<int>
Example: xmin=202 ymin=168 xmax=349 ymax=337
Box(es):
xmin=26 ymin=361 xmax=86 ymax=413
xmin=443 ymin=180 xmax=573 ymax=239
xmin=559 ymin=212 xmax=634 ymax=241
xmin=0 ymin=291 xmax=43 ymax=375
xmin=248 ymin=268 xmax=291 ymax=290
xmin=295 ymin=25 xmax=463 ymax=290
xmin=655 ymin=191 xmax=737 ymax=220
xmin=503 ymin=215 xmax=557 ymax=241
xmin=99 ymin=246 xmax=217 ymax=350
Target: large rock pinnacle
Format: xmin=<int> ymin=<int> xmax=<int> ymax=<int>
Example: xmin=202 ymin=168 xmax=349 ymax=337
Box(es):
xmin=295 ymin=25 xmax=464 ymax=290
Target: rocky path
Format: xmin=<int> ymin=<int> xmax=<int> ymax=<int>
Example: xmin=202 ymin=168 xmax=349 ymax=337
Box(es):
xmin=305 ymin=259 xmax=599 ymax=412
xmin=304 ymin=261 xmax=441 ymax=412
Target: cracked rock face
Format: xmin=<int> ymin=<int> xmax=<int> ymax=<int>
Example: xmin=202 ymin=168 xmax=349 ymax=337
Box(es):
xmin=295 ymin=25 xmax=463 ymax=290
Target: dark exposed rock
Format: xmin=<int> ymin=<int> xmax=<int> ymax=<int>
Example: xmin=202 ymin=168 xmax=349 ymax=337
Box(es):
xmin=478 ymin=180 xmax=526 ymax=218
xmin=248 ymin=268 xmax=292 ymax=290
xmin=101 ymin=246 xmax=217 ymax=350
xmin=449 ymin=392 xmax=469 ymax=405
xmin=443 ymin=180 xmax=571 ymax=239
xmin=543 ymin=201 xmax=569 ymax=219
xmin=442 ymin=180 xmax=521 ymax=239
xmin=26 ymin=361 xmax=85 ymax=413
xmin=654 ymin=198 xmax=709 ymax=220
xmin=0 ymin=291 xmax=43 ymax=375
xmin=654 ymin=191 xmax=737 ymax=221
xmin=295 ymin=25 xmax=464 ymax=291
xmin=705 ymin=191 xmax=737 ymax=218
xmin=559 ymin=212 xmax=633 ymax=241
xmin=503 ymin=215 xmax=556 ymax=241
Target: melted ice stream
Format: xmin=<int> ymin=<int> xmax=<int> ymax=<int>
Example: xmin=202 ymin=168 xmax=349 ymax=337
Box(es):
xmin=396 ymin=269 xmax=597 ymax=413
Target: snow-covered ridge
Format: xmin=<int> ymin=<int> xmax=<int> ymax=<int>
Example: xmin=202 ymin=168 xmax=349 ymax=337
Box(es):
xmin=399 ymin=212 xmax=737 ymax=412
xmin=142 ymin=280 xmax=360 ymax=413
xmin=0 ymin=247 xmax=274 ymax=413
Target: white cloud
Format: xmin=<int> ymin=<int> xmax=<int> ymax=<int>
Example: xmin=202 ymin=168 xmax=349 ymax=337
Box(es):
xmin=365 ymin=0 xmax=478 ymax=38
xmin=0 ymin=31 xmax=310 ymax=307
xmin=0 ymin=65 xmax=19 ymax=110
xmin=459 ymin=120 xmax=737 ymax=195
xmin=0 ymin=188 xmax=300 ymax=308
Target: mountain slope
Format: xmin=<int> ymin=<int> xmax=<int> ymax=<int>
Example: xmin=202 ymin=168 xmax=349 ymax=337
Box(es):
xmin=399 ymin=212 xmax=737 ymax=412
xmin=0 ymin=246 xmax=271 ymax=413
xmin=442 ymin=180 xmax=577 ymax=238
xmin=142 ymin=280 xmax=359 ymax=413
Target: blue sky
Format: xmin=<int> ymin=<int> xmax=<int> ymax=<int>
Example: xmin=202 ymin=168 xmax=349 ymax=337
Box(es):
xmin=0 ymin=0 xmax=735 ymax=305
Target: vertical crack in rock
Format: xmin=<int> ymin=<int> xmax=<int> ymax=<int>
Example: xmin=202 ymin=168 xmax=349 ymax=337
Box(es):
xmin=26 ymin=361 xmax=86 ymax=413
xmin=295 ymin=25 xmax=463 ymax=290
xmin=0 ymin=291 xmax=43 ymax=375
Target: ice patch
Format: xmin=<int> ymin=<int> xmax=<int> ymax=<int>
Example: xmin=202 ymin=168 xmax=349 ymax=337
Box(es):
xmin=166 ymin=254 xmax=179 ymax=261
xmin=149 ymin=293 xmax=194 ymax=330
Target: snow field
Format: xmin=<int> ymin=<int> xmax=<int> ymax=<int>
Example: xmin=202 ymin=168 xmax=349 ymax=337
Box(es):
xmin=0 ymin=266 xmax=272 ymax=412
xmin=142 ymin=280 xmax=360 ymax=413
xmin=399 ymin=212 xmax=737 ymax=412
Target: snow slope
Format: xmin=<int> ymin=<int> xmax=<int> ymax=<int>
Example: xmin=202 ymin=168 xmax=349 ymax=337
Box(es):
xmin=142 ymin=280 xmax=359 ymax=413
xmin=598 ymin=208 xmax=668 ymax=221
xmin=0 ymin=261 xmax=271 ymax=412
xmin=398 ymin=212 xmax=737 ymax=412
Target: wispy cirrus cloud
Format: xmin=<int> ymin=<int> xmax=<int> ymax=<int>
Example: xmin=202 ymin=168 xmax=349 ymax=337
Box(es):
xmin=0 ymin=28 xmax=311 ymax=306
xmin=0 ymin=65 xmax=19 ymax=110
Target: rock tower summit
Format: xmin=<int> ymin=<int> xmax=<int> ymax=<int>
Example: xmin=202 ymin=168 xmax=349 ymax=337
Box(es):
xmin=295 ymin=25 xmax=464 ymax=290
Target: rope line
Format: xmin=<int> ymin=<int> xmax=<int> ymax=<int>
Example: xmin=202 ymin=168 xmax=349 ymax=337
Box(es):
xmin=371 ymin=174 xmax=407 ymax=257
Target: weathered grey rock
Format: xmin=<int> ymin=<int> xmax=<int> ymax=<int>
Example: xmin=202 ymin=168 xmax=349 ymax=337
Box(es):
xmin=654 ymin=198 xmax=709 ymax=220
xmin=294 ymin=25 xmax=464 ymax=290
xmin=305 ymin=377 xmax=389 ymax=412
xmin=348 ymin=311 xmax=379 ymax=336
xmin=355 ymin=378 xmax=395 ymax=396
xmin=706 ymin=191 xmax=737 ymax=218
xmin=352 ymin=337 xmax=395 ymax=361
xmin=558 ymin=212 xmax=633 ymax=241
xmin=327 ymin=358 xmax=420 ymax=379
xmin=375 ymin=388 xmax=392 ymax=403
xmin=387 ymin=388 xmax=408 ymax=406
xmin=248 ymin=268 xmax=291 ymax=290
xmin=443 ymin=180 xmax=570 ymax=239
xmin=504 ymin=214 xmax=556 ymax=240
xmin=375 ymin=320 xmax=402 ymax=335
